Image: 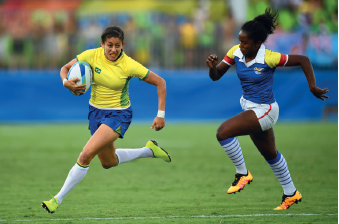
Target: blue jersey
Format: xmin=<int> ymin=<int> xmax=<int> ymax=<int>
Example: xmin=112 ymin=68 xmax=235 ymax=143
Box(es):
xmin=223 ymin=44 xmax=288 ymax=104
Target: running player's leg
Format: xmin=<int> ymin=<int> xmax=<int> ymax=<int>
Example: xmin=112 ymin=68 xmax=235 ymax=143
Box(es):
xmin=78 ymin=124 xmax=120 ymax=166
xmin=217 ymin=110 xmax=262 ymax=140
xmin=249 ymin=128 xmax=277 ymax=160
xmin=42 ymin=124 xmax=119 ymax=213
xmin=98 ymin=141 xmax=153 ymax=168
xmin=97 ymin=142 xmax=118 ymax=169
xmin=217 ymin=110 xmax=261 ymax=193
xmin=217 ymin=110 xmax=262 ymax=173
xmin=98 ymin=140 xmax=170 ymax=168
xmin=250 ymin=128 xmax=301 ymax=210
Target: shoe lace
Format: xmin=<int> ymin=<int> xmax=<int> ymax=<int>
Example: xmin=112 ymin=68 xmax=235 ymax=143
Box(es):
xmin=280 ymin=190 xmax=297 ymax=204
xmin=231 ymin=174 xmax=243 ymax=186
xmin=49 ymin=193 xmax=57 ymax=204
xmin=280 ymin=194 xmax=288 ymax=203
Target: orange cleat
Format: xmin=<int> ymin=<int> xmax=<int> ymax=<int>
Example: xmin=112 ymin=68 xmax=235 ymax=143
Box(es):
xmin=227 ymin=171 xmax=253 ymax=194
xmin=274 ymin=190 xmax=302 ymax=210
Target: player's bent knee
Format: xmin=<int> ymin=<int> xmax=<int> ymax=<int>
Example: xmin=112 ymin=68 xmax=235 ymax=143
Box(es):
xmin=101 ymin=160 xmax=118 ymax=169
xmin=216 ymin=129 xmax=232 ymax=141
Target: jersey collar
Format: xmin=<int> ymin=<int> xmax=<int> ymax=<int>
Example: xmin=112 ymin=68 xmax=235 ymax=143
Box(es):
xmin=233 ymin=44 xmax=266 ymax=67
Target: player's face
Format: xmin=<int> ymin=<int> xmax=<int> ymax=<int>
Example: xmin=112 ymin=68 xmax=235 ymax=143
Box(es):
xmin=101 ymin=37 xmax=125 ymax=61
xmin=238 ymin=30 xmax=260 ymax=59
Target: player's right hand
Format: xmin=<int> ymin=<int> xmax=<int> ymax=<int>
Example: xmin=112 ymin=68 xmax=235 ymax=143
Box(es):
xmin=64 ymin=77 xmax=86 ymax=94
xmin=151 ymin=117 xmax=165 ymax=131
xmin=206 ymin=54 xmax=218 ymax=68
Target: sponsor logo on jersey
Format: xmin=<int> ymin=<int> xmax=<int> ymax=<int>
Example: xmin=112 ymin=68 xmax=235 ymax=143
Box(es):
xmin=254 ymin=67 xmax=264 ymax=74
xmin=95 ymin=67 xmax=101 ymax=74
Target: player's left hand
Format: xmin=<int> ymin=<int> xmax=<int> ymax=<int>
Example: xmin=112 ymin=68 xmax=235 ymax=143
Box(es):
xmin=310 ymin=86 xmax=329 ymax=101
xmin=151 ymin=117 xmax=165 ymax=131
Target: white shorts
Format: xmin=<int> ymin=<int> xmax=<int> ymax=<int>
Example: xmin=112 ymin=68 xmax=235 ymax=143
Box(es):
xmin=240 ymin=96 xmax=279 ymax=131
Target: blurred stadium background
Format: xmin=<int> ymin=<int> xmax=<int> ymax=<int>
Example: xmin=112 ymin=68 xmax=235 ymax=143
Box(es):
xmin=0 ymin=0 xmax=337 ymax=122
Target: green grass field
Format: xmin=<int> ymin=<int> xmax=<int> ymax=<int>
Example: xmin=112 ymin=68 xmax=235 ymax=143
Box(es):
xmin=0 ymin=122 xmax=337 ymax=223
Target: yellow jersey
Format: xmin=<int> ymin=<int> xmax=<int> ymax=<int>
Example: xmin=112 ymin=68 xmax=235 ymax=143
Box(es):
xmin=77 ymin=48 xmax=149 ymax=109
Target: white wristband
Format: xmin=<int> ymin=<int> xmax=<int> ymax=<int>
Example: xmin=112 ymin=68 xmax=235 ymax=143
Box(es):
xmin=63 ymin=78 xmax=68 ymax=86
xmin=157 ymin=110 xmax=165 ymax=118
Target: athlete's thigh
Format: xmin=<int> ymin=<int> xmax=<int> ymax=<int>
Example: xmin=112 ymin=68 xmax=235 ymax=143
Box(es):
xmin=97 ymin=141 xmax=118 ymax=167
xmin=250 ymin=127 xmax=277 ymax=160
xmin=217 ymin=110 xmax=262 ymax=140
xmin=83 ymin=124 xmax=120 ymax=158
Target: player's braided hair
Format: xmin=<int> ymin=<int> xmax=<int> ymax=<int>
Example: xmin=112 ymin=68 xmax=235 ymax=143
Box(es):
xmin=241 ymin=7 xmax=279 ymax=43
xmin=101 ymin=25 xmax=125 ymax=43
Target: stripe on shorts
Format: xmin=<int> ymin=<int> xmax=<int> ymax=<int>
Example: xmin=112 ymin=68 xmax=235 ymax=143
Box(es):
xmin=258 ymin=104 xmax=272 ymax=120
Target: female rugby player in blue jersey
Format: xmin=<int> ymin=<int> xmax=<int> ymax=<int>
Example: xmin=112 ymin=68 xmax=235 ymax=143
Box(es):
xmin=206 ymin=7 xmax=329 ymax=210
xmin=42 ymin=25 xmax=171 ymax=213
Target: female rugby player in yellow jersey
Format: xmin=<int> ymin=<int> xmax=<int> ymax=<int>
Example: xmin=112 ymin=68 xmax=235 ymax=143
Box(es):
xmin=42 ymin=26 xmax=171 ymax=213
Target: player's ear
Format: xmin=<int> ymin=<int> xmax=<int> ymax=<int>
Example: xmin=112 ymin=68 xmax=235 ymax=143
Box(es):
xmin=100 ymin=41 xmax=105 ymax=48
xmin=122 ymin=41 xmax=125 ymax=49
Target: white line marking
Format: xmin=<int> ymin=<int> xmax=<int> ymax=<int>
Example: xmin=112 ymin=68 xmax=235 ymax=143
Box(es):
xmin=0 ymin=213 xmax=337 ymax=222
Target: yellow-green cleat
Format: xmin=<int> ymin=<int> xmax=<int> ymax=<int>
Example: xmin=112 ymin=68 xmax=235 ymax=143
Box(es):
xmin=41 ymin=197 xmax=59 ymax=213
xmin=146 ymin=140 xmax=171 ymax=162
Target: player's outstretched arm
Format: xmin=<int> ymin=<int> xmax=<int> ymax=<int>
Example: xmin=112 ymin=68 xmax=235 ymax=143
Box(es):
xmin=206 ymin=54 xmax=230 ymax=81
xmin=60 ymin=58 xmax=86 ymax=94
xmin=285 ymin=55 xmax=329 ymax=101
xmin=143 ymin=71 xmax=166 ymax=131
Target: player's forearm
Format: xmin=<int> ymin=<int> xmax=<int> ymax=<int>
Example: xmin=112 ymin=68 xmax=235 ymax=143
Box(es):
xmin=209 ymin=66 xmax=220 ymax=81
xmin=286 ymin=55 xmax=316 ymax=90
xmin=157 ymin=78 xmax=166 ymax=111
xmin=60 ymin=66 xmax=69 ymax=81
xmin=299 ymin=56 xmax=317 ymax=91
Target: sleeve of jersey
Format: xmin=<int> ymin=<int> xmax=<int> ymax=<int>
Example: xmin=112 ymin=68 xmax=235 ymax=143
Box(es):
xmin=222 ymin=45 xmax=238 ymax=66
xmin=265 ymin=50 xmax=288 ymax=68
xmin=76 ymin=49 xmax=95 ymax=64
xmin=128 ymin=58 xmax=149 ymax=80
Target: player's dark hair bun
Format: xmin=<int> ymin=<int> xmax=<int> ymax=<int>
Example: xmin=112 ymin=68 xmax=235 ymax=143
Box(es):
xmin=241 ymin=7 xmax=279 ymax=43
xmin=253 ymin=7 xmax=279 ymax=35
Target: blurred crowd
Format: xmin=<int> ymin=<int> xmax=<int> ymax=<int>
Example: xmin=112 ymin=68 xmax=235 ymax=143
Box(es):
xmin=0 ymin=0 xmax=337 ymax=70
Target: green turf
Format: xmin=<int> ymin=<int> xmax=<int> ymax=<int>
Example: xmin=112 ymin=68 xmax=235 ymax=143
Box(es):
xmin=0 ymin=122 xmax=337 ymax=223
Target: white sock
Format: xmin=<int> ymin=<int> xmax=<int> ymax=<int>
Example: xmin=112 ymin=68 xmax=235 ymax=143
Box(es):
xmin=267 ymin=151 xmax=296 ymax=195
xmin=218 ymin=137 xmax=247 ymax=175
xmin=115 ymin=147 xmax=153 ymax=165
xmin=54 ymin=163 xmax=89 ymax=205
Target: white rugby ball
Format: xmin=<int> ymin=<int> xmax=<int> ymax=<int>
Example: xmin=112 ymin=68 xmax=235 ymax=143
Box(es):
xmin=67 ymin=61 xmax=93 ymax=96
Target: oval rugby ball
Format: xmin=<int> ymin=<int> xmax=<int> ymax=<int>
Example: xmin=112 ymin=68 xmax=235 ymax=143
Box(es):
xmin=67 ymin=61 xmax=93 ymax=96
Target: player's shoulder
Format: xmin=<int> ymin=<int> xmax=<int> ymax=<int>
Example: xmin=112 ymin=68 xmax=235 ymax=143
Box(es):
xmin=264 ymin=48 xmax=281 ymax=57
xmin=224 ymin=44 xmax=240 ymax=63
xmin=264 ymin=47 xmax=287 ymax=68
xmin=78 ymin=47 xmax=102 ymax=61
xmin=228 ymin=44 xmax=240 ymax=54
xmin=123 ymin=52 xmax=143 ymax=67
xmin=122 ymin=52 xmax=137 ymax=63
xmin=82 ymin=47 xmax=102 ymax=55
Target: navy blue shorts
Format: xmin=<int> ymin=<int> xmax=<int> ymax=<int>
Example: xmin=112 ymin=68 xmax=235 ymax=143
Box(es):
xmin=88 ymin=105 xmax=133 ymax=138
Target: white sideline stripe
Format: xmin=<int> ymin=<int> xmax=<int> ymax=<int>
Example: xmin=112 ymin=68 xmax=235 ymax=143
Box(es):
xmin=0 ymin=213 xmax=337 ymax=222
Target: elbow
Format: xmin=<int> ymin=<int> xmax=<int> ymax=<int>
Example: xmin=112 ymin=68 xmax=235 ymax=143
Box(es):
xmin=210 ymin=76 xmax=219 ymax=81
xmin=298 ymin=55 xmax=312 ymax=68
xmin=161 ymin=77 xmax=166 ymax=88
xmin=157 ymin=77 xmax=166 ymax=90
xmin=300 ymin=55 xmax=310 ymax=63
xmin=290 ymin=55 xmax=310 ymax=66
